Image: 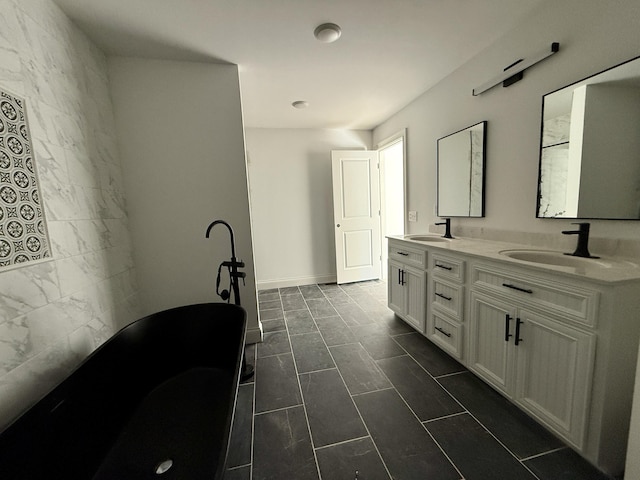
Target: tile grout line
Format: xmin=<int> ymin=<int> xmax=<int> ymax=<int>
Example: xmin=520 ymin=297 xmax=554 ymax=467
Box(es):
xmin=281 ymin=286 xmax=325 ymax=480
xmin=310 ymin=282 xmax=395 ymax=480
xmin=431 ymin=373 xmax=544 ymax=480
xmin=340 ymin=281 xmax=467 ymax=479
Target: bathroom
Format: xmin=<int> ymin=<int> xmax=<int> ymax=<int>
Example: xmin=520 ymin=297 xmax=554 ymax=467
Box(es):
xmin=1 ymin=0 xmax=640 ymax=478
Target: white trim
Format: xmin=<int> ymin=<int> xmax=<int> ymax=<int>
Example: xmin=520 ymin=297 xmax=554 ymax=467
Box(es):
xmin=257 ymin=273 xmax=337 ymax=290
xmin=245 ymin=323 xmax=263 ymax=344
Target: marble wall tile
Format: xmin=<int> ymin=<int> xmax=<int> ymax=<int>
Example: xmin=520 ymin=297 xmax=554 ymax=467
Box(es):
xmin=0 ymin=0 xmax=140 ymax=428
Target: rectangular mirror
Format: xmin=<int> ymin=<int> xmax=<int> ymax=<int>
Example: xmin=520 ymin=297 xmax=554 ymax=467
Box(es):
xmin=437 ymin=121 xmax=487 ymax=217
xmin=537 ymin=55 xmax=640 ymax=219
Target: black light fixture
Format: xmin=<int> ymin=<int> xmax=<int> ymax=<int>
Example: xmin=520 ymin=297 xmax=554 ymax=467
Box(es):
xmin=472 ymin=42 xmax=559 ymax=96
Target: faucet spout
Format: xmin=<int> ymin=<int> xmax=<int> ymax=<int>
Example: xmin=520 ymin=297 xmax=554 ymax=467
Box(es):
xmin=435 ymin=218 xmax=454 ymax=239
xmin=562 ymin=222 xmax=599 ymax=258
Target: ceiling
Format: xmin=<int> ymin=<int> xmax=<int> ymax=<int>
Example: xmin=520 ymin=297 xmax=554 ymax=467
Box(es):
xmin=52 ymin=0 xmax=547 ymax=130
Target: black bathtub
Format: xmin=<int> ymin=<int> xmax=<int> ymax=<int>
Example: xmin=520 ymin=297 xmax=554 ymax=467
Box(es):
xmin=0 ymin=303 xmax=247 ymax=480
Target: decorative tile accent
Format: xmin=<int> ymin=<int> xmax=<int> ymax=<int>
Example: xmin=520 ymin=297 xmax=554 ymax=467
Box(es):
xmin=0 ymin=87 xmax=50 ymax=269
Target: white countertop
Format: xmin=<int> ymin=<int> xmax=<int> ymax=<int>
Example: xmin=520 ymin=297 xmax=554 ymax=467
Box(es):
xmin=388 ymin=234 xmax=640 ymax=284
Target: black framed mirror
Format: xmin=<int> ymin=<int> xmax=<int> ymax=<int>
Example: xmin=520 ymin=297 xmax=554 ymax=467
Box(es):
xmin=437 ymin=121 xmax=487 ymax=217
xmin=537 ymin=56 xmax=640 ymax=219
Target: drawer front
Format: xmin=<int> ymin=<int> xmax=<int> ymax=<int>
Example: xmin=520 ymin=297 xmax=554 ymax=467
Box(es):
xmin=428 ymin=312 xmax=463 ymax=359
xmin=389 ymin=241 xmax=427 ymax=269
xmin=431 ymin=278 xmax=464 ymax=321
xmin=431 ymin=253 xmax=464 ymax=282
xmin=472 ymin=264 xmax=598 ymax=326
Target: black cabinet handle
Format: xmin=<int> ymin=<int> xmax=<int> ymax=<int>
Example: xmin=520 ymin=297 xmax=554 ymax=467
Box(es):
xmin=435 ymin=292 xmax=452 ymax=301
xmin=502 ymin=283 xmax=533 ymax=294
xmin=398 ymin=269 xmax=402 ymax=285
xmin=505 ymin=314 xmax=513 ymax=342
xmin=397 ymin=251 xmax=409 ymax=256
xmin=435 ymin=326 xmax=452 ymax=338
xmin=435 ymin=263 xmax=452 ymax=271
xmin=515 ymin=318 xmax=523 ymax=345
xmin=401 ymin=269 xmax=406 ymax=286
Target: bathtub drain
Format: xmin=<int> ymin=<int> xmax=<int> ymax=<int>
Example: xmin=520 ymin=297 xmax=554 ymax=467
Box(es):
xmin=155 ymin=459 xmax=173 ymax=475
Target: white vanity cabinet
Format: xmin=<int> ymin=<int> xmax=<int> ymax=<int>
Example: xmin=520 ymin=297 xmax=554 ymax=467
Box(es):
xmin=468 ymin=268 xmax=597 ymax=449
xmin=386 ymin=236 xmax=640 ymax=475
xmin=388 ymin=240 xmax=427 ymax=332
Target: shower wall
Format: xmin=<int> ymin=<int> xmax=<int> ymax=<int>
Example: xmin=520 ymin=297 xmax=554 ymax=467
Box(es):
xmin=0 ymin=0 xmax=139 ymax=428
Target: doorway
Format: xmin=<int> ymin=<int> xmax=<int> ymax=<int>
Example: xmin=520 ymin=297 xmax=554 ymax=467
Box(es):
xmin=378 ymin=131 xmax=407 ymax=280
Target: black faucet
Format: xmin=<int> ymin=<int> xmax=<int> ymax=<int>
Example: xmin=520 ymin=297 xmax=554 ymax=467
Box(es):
xmin=562 ymin=222 xmax=599 ymax=258
xmin=435 ymin=218 xmax=454 ymax=239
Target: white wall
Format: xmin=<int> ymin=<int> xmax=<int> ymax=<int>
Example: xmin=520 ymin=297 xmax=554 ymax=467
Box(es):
xmin=373 ymin=0 xmax=640 ymax=250
xmin=0 ymin=0 xmax=139 ymax=428
xmin=108 ymin=58 xmax=260 ymax=342
xmin=245 ymin=128 xmax=372 ymax=288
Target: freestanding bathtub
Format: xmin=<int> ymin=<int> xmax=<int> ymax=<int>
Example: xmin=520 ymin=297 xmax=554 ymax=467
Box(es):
xmin=0 ymin=303 xmax=247 ymax=480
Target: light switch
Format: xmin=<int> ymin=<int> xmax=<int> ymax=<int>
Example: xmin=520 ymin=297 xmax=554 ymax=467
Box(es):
xmin=408 ymin=211 xmax=418 ymax=222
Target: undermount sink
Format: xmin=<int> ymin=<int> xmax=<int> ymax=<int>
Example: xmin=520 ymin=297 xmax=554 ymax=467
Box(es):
xmin=406 ymin=235 xmax=452 ymax=243
xmin=499 ymin=249 xmax=638 ymax=270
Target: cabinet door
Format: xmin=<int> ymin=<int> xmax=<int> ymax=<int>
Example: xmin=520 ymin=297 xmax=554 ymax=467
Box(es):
xmin=403 ymin=265 xmax=426 ymax=332
xmin=514 ymin=309 xmax=595 ymax=449
xmin=388 ymin=260 xmax=405 ymax=315
xmin=469 ymin=292 xmax=516 ymax=396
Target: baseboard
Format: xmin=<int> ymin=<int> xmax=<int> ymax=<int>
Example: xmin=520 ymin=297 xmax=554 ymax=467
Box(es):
xmin=245 ymin=323 xmax=263 ymax=345
xmin=257 ymin=274 xmax=337 ymax=291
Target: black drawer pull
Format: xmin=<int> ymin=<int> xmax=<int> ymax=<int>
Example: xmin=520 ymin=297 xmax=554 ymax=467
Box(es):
xmin=435 ymin=292 xmax=452 ymax=301
xmin=435 ymin=263 xmax=452 ymax=271
xmin=435 ymin=326 xmax=452 ymax=338
xmin=397 ymin=251 xmax=409 ymax=256
xmin=502 ymin=283 xmax=533 ymax=294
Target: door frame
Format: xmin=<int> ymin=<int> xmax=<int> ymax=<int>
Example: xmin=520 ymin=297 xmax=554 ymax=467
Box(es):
xmin=376 ymin=129 xmax=407 ymax=280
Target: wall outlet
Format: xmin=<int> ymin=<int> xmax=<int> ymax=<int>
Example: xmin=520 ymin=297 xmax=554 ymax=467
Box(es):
xmin=408 ymin=211 xmax=418 ymax=222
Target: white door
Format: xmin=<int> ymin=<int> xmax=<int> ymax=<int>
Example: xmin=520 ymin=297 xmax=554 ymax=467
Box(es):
xmin=331 ymin=150 xmax=381 ymax=284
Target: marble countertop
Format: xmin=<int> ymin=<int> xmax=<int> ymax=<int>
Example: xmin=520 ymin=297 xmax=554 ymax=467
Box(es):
xmin=388 ymin=234 xmax=640 ymax=284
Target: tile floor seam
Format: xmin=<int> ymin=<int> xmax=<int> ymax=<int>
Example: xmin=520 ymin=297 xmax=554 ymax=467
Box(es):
xmin=520 ymin=446 xmax=569 ymax=462
xmin=368 ymin=355 xmax=466 ymax=480
xmin=306 ymin=285 xmax=395 ymax=480
xmin=253 ymin=403 xmax=305 ymax=417
xmin=312 ymin=434 xmax=372 ymax=452
xmin=430 ymin=373 xmax=546 ymax=479
xmin=421 ymin=411 xmax=469 ymax=424
xmin=283 ymin=291 xmax=325 ymax=480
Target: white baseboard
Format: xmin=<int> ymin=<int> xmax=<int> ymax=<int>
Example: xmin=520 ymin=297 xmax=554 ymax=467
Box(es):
xmin=245 ymin=323 xmax=263 ymax=344
xmin=257 ymin=274 xmax=337 ymax=291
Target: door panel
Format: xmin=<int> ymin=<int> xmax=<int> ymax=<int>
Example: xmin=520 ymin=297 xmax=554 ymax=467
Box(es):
xmin=469 ymin=292 xmax=515 ymax=395
xmin=332 ymin=150 xmax=381 ymax=284
xmin=515 ymin=309 xmax=595 ymax=448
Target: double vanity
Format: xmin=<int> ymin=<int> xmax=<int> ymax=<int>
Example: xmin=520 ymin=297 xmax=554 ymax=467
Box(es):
xmin=387 ymin=234 xmax=640 ymax=476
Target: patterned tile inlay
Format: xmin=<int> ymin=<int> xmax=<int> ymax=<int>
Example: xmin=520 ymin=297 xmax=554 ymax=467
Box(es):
xmin=0 ymin=88 xmax=50 ymax=268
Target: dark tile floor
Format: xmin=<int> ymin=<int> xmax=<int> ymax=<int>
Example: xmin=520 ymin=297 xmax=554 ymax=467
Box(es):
xmin=224 ymin=281 xmax=615 ymax=480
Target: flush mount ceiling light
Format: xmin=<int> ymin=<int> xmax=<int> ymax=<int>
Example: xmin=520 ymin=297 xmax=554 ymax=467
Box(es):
xmin=292 ymin=100 xmax=309 ymax=109
xmin=314 ymin=23 xmax=341 ymax=43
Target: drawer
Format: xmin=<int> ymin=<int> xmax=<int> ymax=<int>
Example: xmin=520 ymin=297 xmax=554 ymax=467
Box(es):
xmin=427 ymin=312 xmax=463 ymax=359
xmin=472 ymin=264 xmax=598 ymax=326
xmin=430 ymin=253 xmax=464 ymax=282
xmin=431 ymin=278 xmax=464 ymax=321
xmin=389 ymin=241 xmax=427 ymax=269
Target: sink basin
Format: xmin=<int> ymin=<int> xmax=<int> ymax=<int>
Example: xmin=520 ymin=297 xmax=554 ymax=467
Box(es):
xmin=499 ymin=249 xmax=637 ymax=269
xmin=407 ymin=235 xmax=451 ymax=243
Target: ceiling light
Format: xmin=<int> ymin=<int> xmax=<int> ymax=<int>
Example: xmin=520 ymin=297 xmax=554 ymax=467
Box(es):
xmin=292 ymin=100 xmax=309 ymax=109
xmin=314 ymin=23 xmax=341 ymax=43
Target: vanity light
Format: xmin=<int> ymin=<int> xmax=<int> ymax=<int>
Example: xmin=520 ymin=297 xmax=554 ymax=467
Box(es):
xmin=292 ymin=100 xmax=309 ymax=109
xmin=472 ymin=42 xmax=559 ymax=96
xmin=314 ymin=23 xmax=342 ymax=43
